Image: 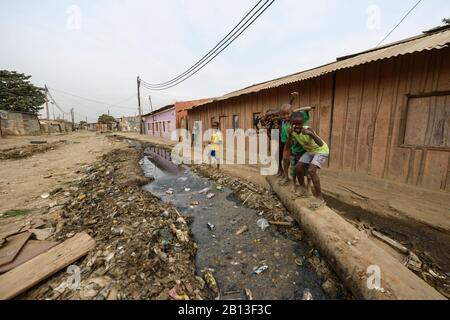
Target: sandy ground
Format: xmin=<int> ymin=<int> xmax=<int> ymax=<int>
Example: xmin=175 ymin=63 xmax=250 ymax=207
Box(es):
xmin=0 ymin=131 xmax=121 ymax=213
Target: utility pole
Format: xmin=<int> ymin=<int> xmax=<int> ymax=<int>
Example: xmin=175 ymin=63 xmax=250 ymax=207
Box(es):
xmin=149 ymin=95 xmax=153 ymax=113
xmin=44 ymin=85 xmax=50 ymax=120
xmin=137 ymin=76 xmax=143 ymax=134
xmin=70 ymin=108 xmax=75 ymax=126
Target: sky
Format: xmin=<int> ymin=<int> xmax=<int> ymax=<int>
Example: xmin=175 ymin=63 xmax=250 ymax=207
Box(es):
xmin=1 ymin=0 xmax=449 ymax=122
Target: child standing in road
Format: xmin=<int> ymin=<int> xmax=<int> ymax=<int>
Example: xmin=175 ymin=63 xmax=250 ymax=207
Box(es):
xmin=208 ymin=121 xmax=222 ymax=171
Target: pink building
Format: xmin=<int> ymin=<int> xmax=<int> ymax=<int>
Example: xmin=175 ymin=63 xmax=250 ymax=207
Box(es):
xmin=143 ymin=104 xmax=176 ymax=141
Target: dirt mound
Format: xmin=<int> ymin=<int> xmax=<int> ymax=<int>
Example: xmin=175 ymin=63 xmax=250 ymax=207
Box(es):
xmin=0 ymin=141 xmax=64 ymax=160
xmin=22 ymin=147 xmax=207 ymax=300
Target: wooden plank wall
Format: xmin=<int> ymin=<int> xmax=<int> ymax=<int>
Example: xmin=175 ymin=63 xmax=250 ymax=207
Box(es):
xmin=188 ymin=48 xmax=450 ymax=192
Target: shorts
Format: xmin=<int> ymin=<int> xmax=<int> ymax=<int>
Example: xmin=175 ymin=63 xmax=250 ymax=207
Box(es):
xmin=209 ymin=150 xmax=217 ymax=158
xmin=299 ymin=152 xmax=329 ymax=169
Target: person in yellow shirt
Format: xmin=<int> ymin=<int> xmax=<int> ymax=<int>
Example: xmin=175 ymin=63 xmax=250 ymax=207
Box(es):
xmin=289 ymin=113 xmax=329 ymax=210
xmin=209 ymin=121 xmax=222 ymax=171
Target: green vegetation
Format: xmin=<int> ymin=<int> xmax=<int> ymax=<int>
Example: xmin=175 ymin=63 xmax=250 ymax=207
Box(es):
xmin=98 ymin=114 xmax=116 ymax=124
xmin=0 ymin=70 xmax=46 ymax=113
xmin=0 ymin=209 xmax=33 ymax=218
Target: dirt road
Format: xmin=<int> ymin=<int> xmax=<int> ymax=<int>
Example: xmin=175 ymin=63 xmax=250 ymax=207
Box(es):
xmin=0 ymin=132 xmax=120 ymax=214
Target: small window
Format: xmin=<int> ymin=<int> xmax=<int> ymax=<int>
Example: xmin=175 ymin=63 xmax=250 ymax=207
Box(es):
xmin=163 ymin=121 xmax=166 ymax=132
xmin=233 ymin=115 xmax=240 ymax=130
xmin=167 ymin=121 xmax=171 ymax=132
xmin=253 ymin=112 xmax=261 ymax=129
xmin=404 ymin=95 xmax=449 ymax=148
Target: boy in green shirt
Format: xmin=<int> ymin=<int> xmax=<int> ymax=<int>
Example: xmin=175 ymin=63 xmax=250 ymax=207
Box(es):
xmin=288 ymin=113 xmax=329 ymax=210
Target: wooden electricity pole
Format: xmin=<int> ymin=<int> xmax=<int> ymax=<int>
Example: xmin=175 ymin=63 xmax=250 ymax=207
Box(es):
xmin=137 ymin=76 xmax=143 ymax=134
xmin=44 ymin=85 xmax=50 ymax=119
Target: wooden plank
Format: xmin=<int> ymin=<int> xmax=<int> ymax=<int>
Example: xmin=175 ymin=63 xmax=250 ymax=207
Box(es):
xmin=0 ymin=232 xmax=95 ymax=300
xmin=371 ymin=230 xmax=408 ymax=254
xmin=0 ymin=232 xmax=31 ymax=266
xmin=0 ymin=240 xmax=59 ymax=274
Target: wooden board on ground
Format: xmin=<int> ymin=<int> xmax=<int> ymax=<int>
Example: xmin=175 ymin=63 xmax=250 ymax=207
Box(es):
xmin=0 ymin=232 xmax=95 ymax=300
xmin=0 ymin=240 xmax=59 ymax=274
xmin=0 ymin=232 xmax=31 ymax=266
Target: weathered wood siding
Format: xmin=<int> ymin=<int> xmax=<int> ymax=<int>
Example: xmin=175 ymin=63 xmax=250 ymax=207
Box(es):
xmin=188 ymin=48 xmax=450 ymax=192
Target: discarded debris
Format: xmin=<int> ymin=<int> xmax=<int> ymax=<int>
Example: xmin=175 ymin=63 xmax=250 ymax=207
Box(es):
xmin=253 ymin=265 xmax=269 ymax=275
xmin=302 ymin=288 xmax=313 ymax=300
xmin=40 ymin=192 xmax=50 ymax=199
xmin=198 ymin=187 xmax=210 ymax=195
xmin=269 ymin=221 xmax=293 ymax=227
xmin=206 ymin=193 xmax=215 ymax=199
xmin=235 ymin=225 xmax=249 ymax=236
xmin=404 ymin=252 xmax=422 ymax=272
xmin=207 ymin=223 xmax=216 ymax=231
xmin=257 ymin=219 xmax=270 ymax=231
xmin=372 ymin=230 xmax=408 ymax=254
xmin=203 ymin=270 xmax=219 ymax=294
xmin=245 ymin=288 xmax=253 ymax=300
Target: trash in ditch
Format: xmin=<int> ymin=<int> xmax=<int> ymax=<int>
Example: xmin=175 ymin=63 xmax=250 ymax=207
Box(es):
xmin=253 ymin=265 xmax=269 ymax=275
xmin=206 ymin=193 xmax=215 ymax=199
xmin=216 ymin=185 xmax=223 ymax=191
xmin=190 ymin=201 xmax=200 ymax=206
xmin=184 ymin=188 xmax=191 ymax=192
xmin=313 ymin=249 xmax=321 ymax=258
xmin=203 ymin=270 xmax=219 ymax=294
xmin=40 ymin=192 xmax=50 ymax=199
xmin=302 ymin=288 xmax=313 ymax=300
xmin=207 ymin=222 xmax=216 ymax=231
xmin=245 ymin=288 xmax=253 ymax=300
xmin=257 ymin=218 xmax=270 ymax=231
xmin=177 ymin=177 xmax=188 ymax=182
xmin=235 ymin=225 xmax=249 ymax=235
xmin=198 ymin=187 xmax=210 ymax=194
xmin=295 ymin=257 xmax=304 ymax=266
xmin=165 ymin=188 xmax=174 ymax=195
xmin=169 ymin=282 xmax=189 ymax=300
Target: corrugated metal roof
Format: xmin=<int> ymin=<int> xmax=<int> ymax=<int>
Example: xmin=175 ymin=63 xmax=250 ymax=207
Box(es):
xmin=192 ymin=27 xmax=450 ymax=110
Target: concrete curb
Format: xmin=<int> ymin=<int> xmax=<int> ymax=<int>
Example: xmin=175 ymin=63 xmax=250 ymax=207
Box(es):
xmin=267 ymin=176 xmax=445 ymax=300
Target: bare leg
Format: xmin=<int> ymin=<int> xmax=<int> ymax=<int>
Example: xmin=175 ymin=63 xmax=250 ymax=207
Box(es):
xmin=307 ymin=165 xmax=326 ymax=210
xmin=279 ymin=159 xmax=290 ymax=185
xmin=291 ymin=162 xmax=309 ymax=199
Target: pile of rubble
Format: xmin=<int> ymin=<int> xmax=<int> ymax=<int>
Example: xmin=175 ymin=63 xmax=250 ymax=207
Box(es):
xmin=13 ymin=147 xmax=208 ymax=300
xmin=191 ymin=164 xmax=351 ymax=299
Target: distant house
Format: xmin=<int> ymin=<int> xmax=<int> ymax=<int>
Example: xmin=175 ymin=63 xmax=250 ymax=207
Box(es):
xmin=117 ymin=116 xmax=140 ymax=132
xmin=143 ymin=104 xmax=176 ymax=140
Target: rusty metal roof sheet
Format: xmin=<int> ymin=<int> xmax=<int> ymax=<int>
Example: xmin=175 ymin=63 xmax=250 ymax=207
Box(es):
xmin=192 ymin=27 xmax=450 ymax=110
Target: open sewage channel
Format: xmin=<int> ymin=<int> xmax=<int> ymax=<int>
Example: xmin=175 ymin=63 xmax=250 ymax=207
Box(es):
xmin=137 ymin=142 xmax=334 ymax=300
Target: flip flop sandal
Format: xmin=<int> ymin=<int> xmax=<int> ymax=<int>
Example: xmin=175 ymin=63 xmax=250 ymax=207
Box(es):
xmin=308 ymin=200 xmax=326 ymax=211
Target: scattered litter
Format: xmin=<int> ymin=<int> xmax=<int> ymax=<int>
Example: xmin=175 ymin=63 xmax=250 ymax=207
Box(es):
xmin=177 ymin=177 xmax=188 ymax=182
xmin=245 ymin=288 xmax=253 ymax=300
xmin=403 ymin=252 xmax=422 ymax=272
xmin=198 ymin=188 xmax=210 ymax=194
xmin=223 ymin=290 xmax=241 ymax=296
xmin=302 ymin=288 xmax=313 ymax=300
xmin=169 ymin=282 xmax=189 ymax=300
xmin=242 ymin=192 xmax=254 ymax=206
xmin=203 ymin=270 xmax=219 ymax=294
xmin=257 ymin=219 xmax=270 ymax=231
xmin=190 ymin=201 xmax=200 ymax=206
xmin=235 ymin=225 xmax=249 ymax=236
xmin=40 ymin=192 xmax=50 ymax=199
xmin=165 ymin=189 xmax=174 ymax=195
xmin=216 ymin=185 xmax=223 ymax=191
xmin=207 ymin=223 xmax=216 ymax=231
xmin=206 ymin=193 xmax=215 ymax=199
xmin=294 ymin=258 xmax=303 ymax=266
xmin=77 ymin=194 xmax=86 ymax=201
xmin=253 ymin=265 xmax=269 ymax=275
xmin=268 ymin=221 xmax=293 ymax=227
xmin=184 ymin=188 xmax=191 ymax=192
xmin=313 ymin=250 xmax=321 ymax=258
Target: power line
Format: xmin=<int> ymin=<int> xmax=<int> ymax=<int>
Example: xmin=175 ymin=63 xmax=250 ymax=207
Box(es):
xmin=376 ymin=0 xmax=423 ymax=47
xmin=46 ymin=88 xmax=70 ymax=115
xmin=141 ymin=0 xmax=275 ymax=91
xmin=143 ymin=0 xmax=266 ymax=88
xmin=47 ymin=86 xmax=137 ymax=110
